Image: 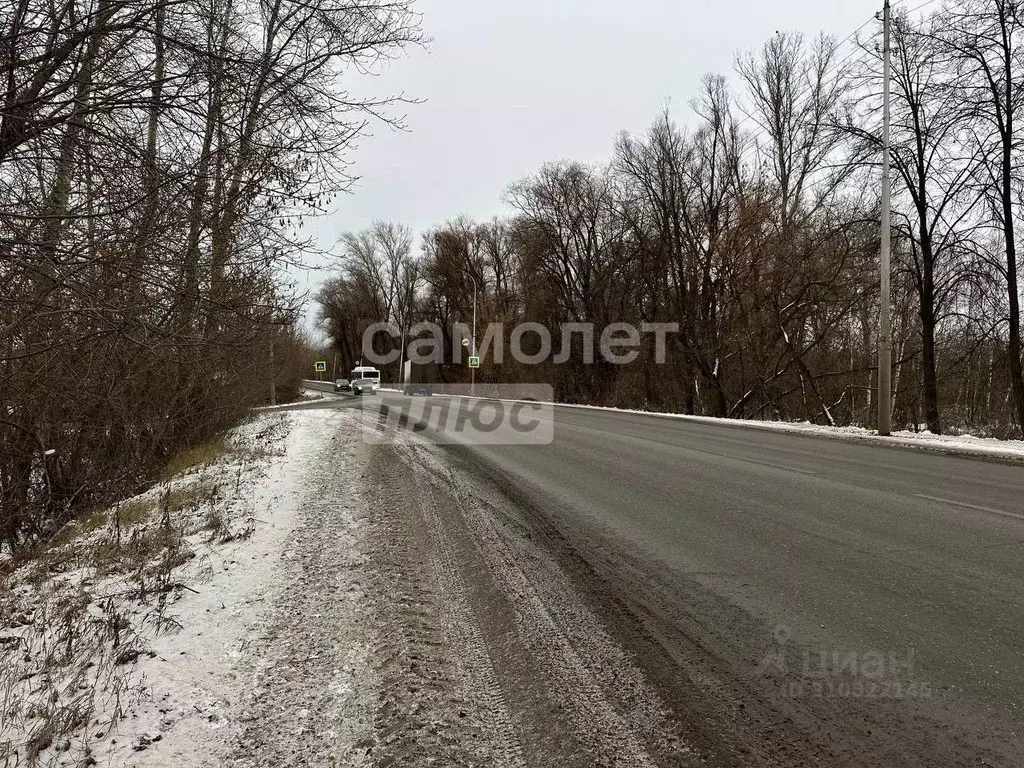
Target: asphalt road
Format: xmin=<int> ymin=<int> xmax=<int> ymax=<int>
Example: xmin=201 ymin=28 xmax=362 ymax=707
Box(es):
xmin=304 ymin=384 xmax=1024 ymax=766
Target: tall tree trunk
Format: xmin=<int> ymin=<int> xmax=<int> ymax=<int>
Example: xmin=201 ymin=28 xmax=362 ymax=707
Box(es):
xmin=919 ymin=241 xmax=942 ymax=433
xmin=1001 ymin=103 xmax=1024 ymax=434
xmin=134 ymin=4 xmax=165 ymax=264
xmin=178 ymin=3 xmax=228 ymax=334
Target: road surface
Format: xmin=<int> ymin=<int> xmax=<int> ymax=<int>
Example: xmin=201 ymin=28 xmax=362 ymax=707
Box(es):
xmin=298 ymin=384 xmax=1024 ymax=767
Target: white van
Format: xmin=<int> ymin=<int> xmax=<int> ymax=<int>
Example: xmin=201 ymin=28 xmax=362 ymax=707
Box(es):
xmin=350 ymin=365 xmax=381 ymax=384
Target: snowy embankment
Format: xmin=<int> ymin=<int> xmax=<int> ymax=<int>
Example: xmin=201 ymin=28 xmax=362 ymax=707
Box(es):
xmin=0 ymin=408 xmax=351 ymax=767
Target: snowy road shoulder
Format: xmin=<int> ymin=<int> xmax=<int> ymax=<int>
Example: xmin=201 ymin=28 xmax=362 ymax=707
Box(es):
xmin=0 ymin=408 xmax=351 ymax=767
xmin=117 ymin=409 xmax=356 ymax=768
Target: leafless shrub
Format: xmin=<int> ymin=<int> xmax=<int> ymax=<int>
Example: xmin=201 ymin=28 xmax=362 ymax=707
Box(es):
xmin=0 ymin=0 xmax=424 ymax=552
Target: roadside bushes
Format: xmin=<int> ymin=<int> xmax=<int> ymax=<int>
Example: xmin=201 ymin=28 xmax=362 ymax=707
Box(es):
xmin=0 ymin=0 xmax=422 ymax=552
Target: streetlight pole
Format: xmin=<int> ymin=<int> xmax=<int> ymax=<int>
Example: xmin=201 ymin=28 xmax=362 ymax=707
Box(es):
xmin=449 ymin=265 xmax=479 ymax=396
xmin=878 ymin=0 xmax=892 ymax=436
xmin=469 ymin=275 xmax=477 ymax=397
xmin=397 ymin=322 xmax=406 ymax=391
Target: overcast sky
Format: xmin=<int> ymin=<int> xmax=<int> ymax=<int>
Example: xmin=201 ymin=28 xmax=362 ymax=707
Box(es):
xmin=296 ymin=0 xmax=881 ymax=327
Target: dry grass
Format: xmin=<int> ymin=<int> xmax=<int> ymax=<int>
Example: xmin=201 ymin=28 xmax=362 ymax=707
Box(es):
xmin=1 ymin=477 xmax=221 ymax=764
xmin=1 ymin=413 xmax=293 ymax=767
xmin=48 ymin=498 xmax=154 ymax=551
xmin=1 ymin=491 xmax=199 ymax=767
xmin=23 ymin=482 xmax=216 ymax=588
xmin=157 ymin=438 xmax=234 ymax=482
xmin=1 ymin=572 xmax=152 ymax=768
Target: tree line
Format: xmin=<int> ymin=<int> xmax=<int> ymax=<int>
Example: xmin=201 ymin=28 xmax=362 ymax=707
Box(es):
xmin=0 ymin=0 xmax=422 ymax=551
xmin=319 ymin=0 xmax=1024 ymax=439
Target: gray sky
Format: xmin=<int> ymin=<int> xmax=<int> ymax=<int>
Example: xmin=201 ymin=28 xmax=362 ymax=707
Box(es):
xmin=297 ymin=0 xmax=879 ymax=328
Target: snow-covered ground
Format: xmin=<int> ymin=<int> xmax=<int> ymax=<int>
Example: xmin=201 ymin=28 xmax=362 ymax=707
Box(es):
xmin=255 ymin=386 xmax=343 ymax=410
xmin=0 ymin=408 xmax=353 ymax=767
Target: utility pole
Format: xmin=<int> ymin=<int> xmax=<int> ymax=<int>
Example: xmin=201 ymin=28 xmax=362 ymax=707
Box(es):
xmin=878 ymin=0 xmax=892 ymax=436
xmin=471 ymin=276 xmax=477 ymax=397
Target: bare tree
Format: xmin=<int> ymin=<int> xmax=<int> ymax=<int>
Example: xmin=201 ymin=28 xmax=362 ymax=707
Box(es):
xmin=940 ymin=0 xmax=1024 ymax=434
xmin=736 ymin=32 xmax=850 ymax=227
xmin=321 ymin=222 xmax=420 ymax=376
xmin=843 ymin=10 xmax=985 ymax=433
xmin=0 ymin=0 xmax=424 ymax=550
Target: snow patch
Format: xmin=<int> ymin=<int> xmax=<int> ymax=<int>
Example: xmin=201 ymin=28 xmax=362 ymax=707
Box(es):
xmin=0 ymin=408 xmax=349 ymax=767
